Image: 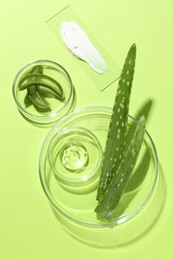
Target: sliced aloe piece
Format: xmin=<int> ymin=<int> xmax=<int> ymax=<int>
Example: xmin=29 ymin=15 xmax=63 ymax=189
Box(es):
xmin=95 ymin=116 xmax=146 ymax=220
xmin=29 ymin=65 xmax=43 ymax=74
xmin=27 ymin=65 xmax=50 ymax=109
xmin=19 ymin=73 xmax=64 ymax=100
xmin=27 ymin=84 xmax=50 ymax=109
xmin=96 ymin=43 xmax=136 ymax=202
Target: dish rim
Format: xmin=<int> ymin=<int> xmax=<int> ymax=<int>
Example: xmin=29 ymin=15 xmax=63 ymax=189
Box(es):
xmin=39 ymin=106 xmax=159 ymax=228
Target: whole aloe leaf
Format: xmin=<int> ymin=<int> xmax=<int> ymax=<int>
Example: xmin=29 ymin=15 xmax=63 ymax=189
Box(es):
xmin=95 ymin=116 xmax=146 ymax=220
xmin=96 ymin=43 xmax=136 ymax=202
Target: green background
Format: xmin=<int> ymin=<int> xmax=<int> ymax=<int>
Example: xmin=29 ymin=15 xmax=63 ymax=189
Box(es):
xmin=0 ymin=0 xmax=172 ymax=259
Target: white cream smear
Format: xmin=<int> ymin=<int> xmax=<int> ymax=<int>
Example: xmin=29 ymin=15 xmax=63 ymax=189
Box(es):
xmin=60 ymin=22 xmax=109 ymax=74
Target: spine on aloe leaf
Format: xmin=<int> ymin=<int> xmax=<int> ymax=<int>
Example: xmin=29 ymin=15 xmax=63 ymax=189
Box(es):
xmin=95 ymin=116 xmax=146 ymax=220
xmin=96 ymin=43 xmax=137 ymax=202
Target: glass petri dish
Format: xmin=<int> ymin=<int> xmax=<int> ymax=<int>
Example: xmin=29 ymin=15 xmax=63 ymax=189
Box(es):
xmin=39 ymin=106 xmax=162 ymax=247
xmin=12 ymin=60 xmax=75 ymax=127
xmin=47 ymin=126 xmax=103 ymax=192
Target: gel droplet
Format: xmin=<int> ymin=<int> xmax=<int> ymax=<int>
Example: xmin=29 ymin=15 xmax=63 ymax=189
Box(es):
xmin=61 ymin=143 xmax=88 ymax=171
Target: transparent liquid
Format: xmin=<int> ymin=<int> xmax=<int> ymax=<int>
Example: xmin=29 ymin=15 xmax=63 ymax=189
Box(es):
xmin=61 ymin=143 xmax=88 ymax=171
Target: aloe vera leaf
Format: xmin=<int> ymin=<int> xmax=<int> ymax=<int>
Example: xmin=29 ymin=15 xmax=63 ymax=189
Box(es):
xmin=27 ymin=85 xmax=50 ymax=109
xmin=96 ymin=43 xmax=136 ymax=202
xmin=19 ymin=73 xmax=64 ymax=100
xmin=27 ymin=66 xmax=50 ymax=109
xmin=29 ymin=65 xmax=43 ymax=74
xmin=95 ymin=116 xmax=146 ymax=220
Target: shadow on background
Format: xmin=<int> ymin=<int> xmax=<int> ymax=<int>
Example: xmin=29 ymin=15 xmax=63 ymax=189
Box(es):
xmin=51 ymin=162 xmax=166 ymax=249
xmin=134 ymin=98 xmax=153 ymax=121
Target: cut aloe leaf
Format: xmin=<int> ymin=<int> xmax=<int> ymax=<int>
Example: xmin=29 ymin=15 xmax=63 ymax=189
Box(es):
xmin=27 ymin=66 xmax=50 ymax=109
xmin=95 ymin=116 xmax=146 ymax=220
xmin=29 ymin=65 xmax=43 ymax=74
xmin=96 ymin=43 xmax=136 ymax=202
xmin=27 ymin=84 xmax=50 ymax=109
